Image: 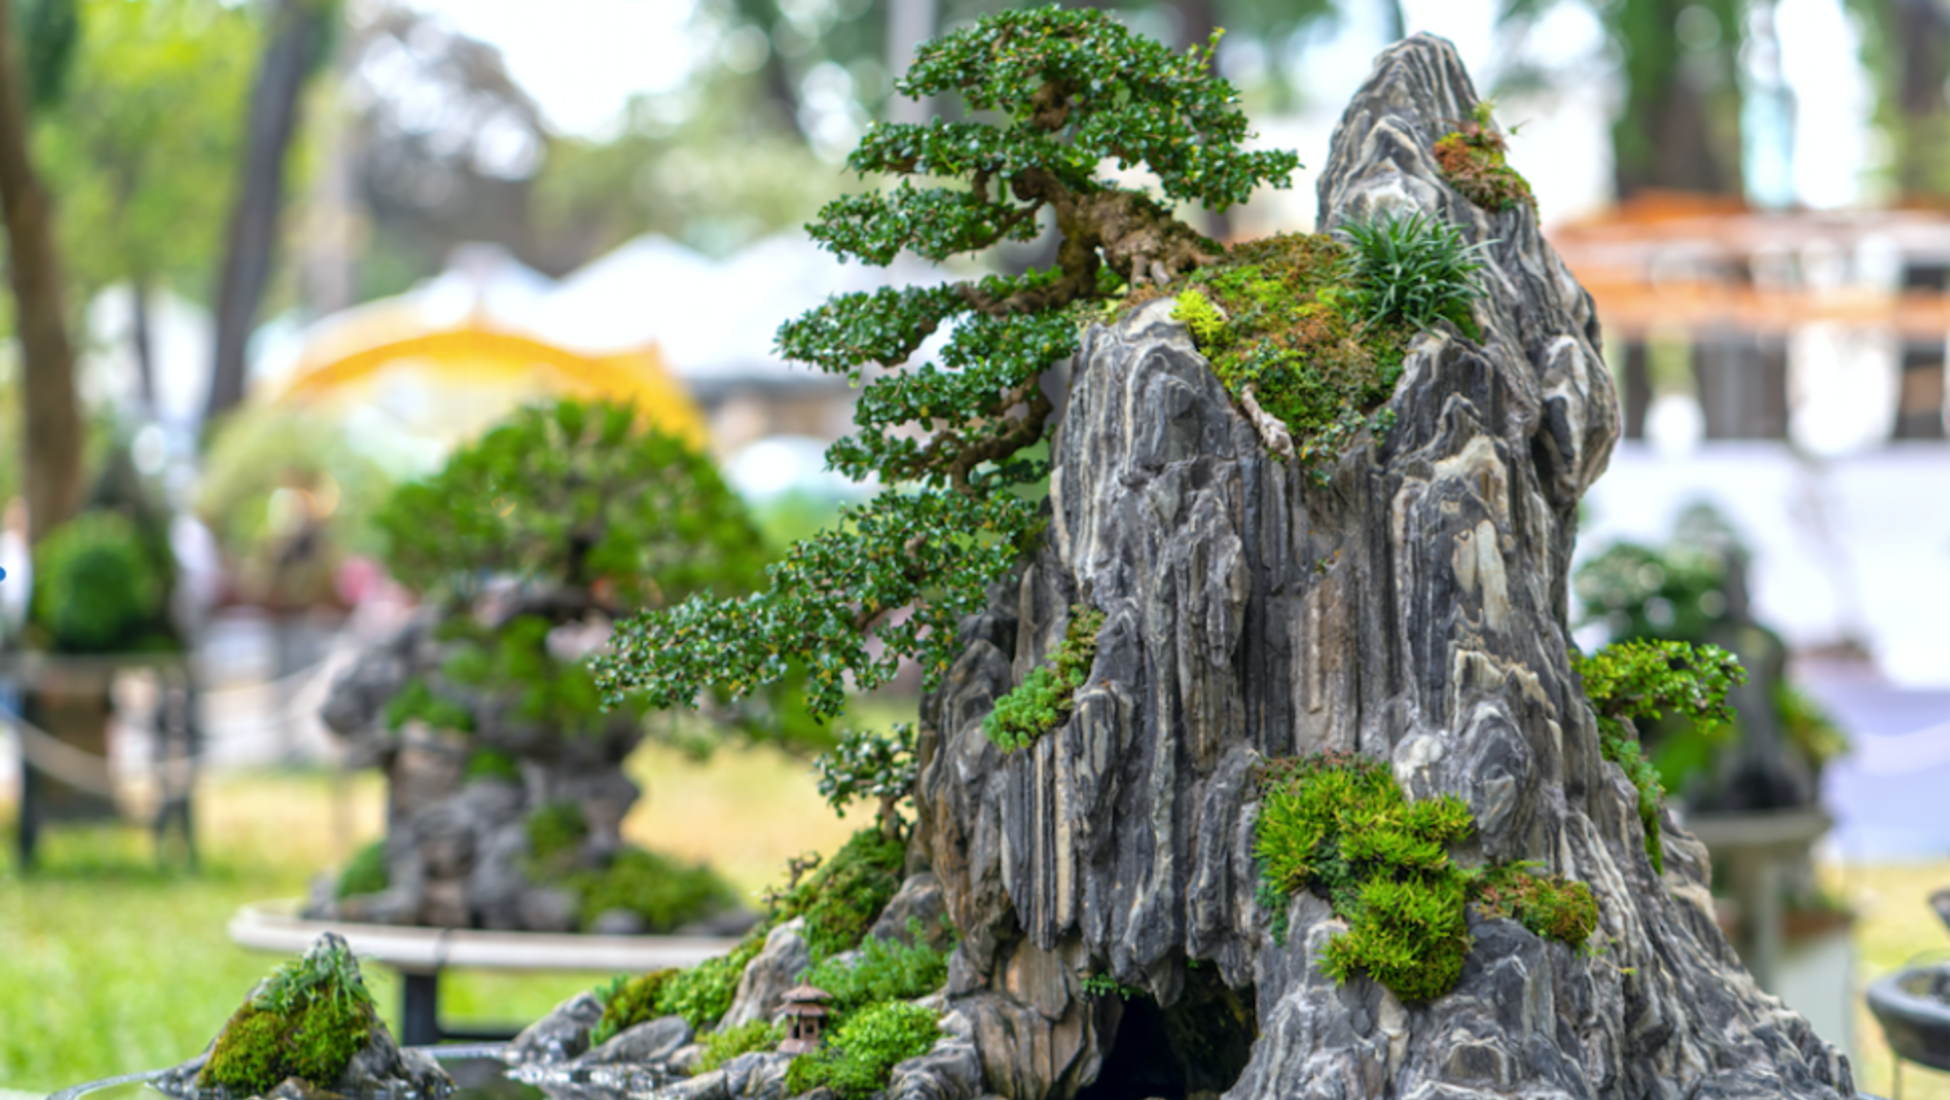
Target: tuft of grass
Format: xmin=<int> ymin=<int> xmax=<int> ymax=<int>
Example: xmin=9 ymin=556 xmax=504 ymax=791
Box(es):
xmin=199 ymin=938 xmax=377 ymax=1095
xmin=1337 ymin=209 xmax=1488 ymax=337
xmin=985 ymin=606 xmax=1104 ymax=752
xmin=782 ymin=1001 xmax=941 ymax=1100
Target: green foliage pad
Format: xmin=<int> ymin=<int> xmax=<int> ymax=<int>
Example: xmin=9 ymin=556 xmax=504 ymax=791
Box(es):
xmin=594 ymin=7 xmax=1299 ymax=724
xmin=1574 ymin=639 xmax=1745 ymax=873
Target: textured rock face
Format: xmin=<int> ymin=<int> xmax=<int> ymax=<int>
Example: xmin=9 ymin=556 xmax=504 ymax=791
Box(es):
xmin=909 ymin=35 xmax=1853 ymax=1100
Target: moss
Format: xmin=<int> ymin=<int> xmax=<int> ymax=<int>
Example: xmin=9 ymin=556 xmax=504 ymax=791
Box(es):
xmin=526 ymin=801 xmax=589 ymax=871
xmin=199 ymin=940 xmax=377 ymax=1095
xmin=1474 ymin=865 xmax=1599 ymax=946
xmin=984 ymin=605 xmax=1104 ymax=751
xmin=693 ymin=1020 xmax=784 ymax=1075
xmin=462 ymin=748 xmax=522 ymax=784
xmin=333 ymin=840 xmax=388 ymax=899
xmin=590 ymin=968 xmax=678 ymax=1047
xmin=1162 ymin=234 xmax=1409 ymax=479
xmin=565 ymin=847 xmax=736 ymax=932
xmin=1433 ymin=103 xmax=1536 ymax=213
xmin=783 ymin=1001 xmax=942 ymax=1100
xmin=777 ymin=827 xmax=908 ymax=960
xmin=1253 ymin=752 xmax=1599 ymax=1003
xmin=803 ymin=932 xmax=950 ymax=1020
xmin=655 ymin=938 xmax=764 ymax=1030
xmin=382 ymin=677 xmax=475 ymax=733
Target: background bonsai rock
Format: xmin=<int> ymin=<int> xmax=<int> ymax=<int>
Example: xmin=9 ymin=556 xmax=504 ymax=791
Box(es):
xmin=311 ymin=399 xmax=795 ymax=935
xmin=153 ymin=933 xmax=448 ymax=1100
xmin=591 ymin=11 xmax=1853 ymax=1100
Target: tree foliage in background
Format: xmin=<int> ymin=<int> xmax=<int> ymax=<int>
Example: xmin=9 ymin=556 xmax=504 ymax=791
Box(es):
xmin=1497 ymin=0 xmax=1746 ymax=198
xmin=33 ymin=0 xmax=256 ymax=327
xmin=1843 ymin=0 xmax=1950 ymax=199
xmin=595 ymin=7 xmax=1298 ymax=721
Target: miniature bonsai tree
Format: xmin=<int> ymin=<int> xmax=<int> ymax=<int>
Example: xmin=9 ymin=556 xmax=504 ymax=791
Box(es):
xmin=596 ymin=7 xmax=1300 ymax=720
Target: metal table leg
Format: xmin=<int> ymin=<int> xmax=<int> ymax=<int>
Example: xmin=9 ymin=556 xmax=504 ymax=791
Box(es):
xmin=401 ymin=970 xmax=442 ymax=1047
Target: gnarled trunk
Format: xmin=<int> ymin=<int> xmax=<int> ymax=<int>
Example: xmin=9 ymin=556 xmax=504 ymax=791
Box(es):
xmin=906 ymin=36 xmax=1851 ymax=1100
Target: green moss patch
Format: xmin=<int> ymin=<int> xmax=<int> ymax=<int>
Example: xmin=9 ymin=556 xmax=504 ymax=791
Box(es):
xmin=198 ymin=939 xmax=377 ymax=1096
xmin=783 ymin=1001 xmax=942 ymax=1100
xmin=1253 ymin=753 xmax=1598 ymax=1004
xmin=1433 ymin=104 xmax=1536 ymax=213
xmin=1166 ymin=234 xmax=1407 ymax=472
xmin=333 ymin=840 xmax=388 ymax=900
xmin=802 ymin=930 xmax=951 ymax=1021
xmin=984 ymin=606 xmax=1105 ymax=752
xmin=773 ymin=828 xmax=908 ymax=960
xmin=694 ymin=1020 xmax=784 ymax=1075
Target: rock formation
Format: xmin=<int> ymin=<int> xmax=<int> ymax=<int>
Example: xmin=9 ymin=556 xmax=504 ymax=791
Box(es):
xmin=897 ymin=35 xmax=1854 ymax=1100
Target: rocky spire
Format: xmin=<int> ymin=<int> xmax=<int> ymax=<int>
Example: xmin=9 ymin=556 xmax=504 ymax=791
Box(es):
xmin=906 ymin=34 xmax=1852 ymax=1100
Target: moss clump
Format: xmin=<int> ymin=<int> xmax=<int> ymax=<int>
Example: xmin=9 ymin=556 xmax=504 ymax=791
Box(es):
xmin=1253 ymin=753 xmax=1598 ymax=1003
xmin=783 ymin=1001 xmax=942 ymax=1100
xmin=1474 ymin=864 xmax=1599 ymax=945
xmin=802 ymin=929 xmax=951 ymax=1020
xmin=382 ymin=676 xmax=475 ymax=733
xmin=984 ymin=606 xmax=1105 ymax=751
xmin=566 ymin=847 xmax=737 ymax=931
xmin=525 ymin=800 xmax=589 ymax=871
xmin=1573 ymin=639 xmax=1744 ymax=874
xmin=694 ymin=1020 xmax=784 ymax=1075
xmin=1166 ymin=234 xmax=1407 ymax=471
xmin=591 ymin=968 xmax=678 ymax=1047
xmin=334 ymin=840 xmax=389 ymax=899
xmin=775 ymin=828 xmax=908 ymax=960
xmin=199 ymin=939 xmax=378 ymax=1096
xmin=1433 ymin=103 xmax=1536 ymax=213
xmin=462 ymin=747 xmax=522 ymax=784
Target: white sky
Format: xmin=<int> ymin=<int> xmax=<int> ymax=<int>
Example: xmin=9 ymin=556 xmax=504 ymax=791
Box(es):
xmin=407 ymin=0 xmax=1878 ymax=212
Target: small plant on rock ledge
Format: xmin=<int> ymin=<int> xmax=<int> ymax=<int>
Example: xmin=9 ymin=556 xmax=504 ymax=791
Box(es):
xmin=985 ymin=605 xmax=1106 ymax=751
xmin=1434 ymin=101 xmax=1536 ymax=213
xmin=592 ymin=6 xmax=1298 ymax=725
xmin=1573 ymin=638 xmax=1745 ymax=873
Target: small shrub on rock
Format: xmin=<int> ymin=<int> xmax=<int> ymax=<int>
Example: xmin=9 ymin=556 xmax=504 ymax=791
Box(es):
xmin=694 ymin=1020 xmax=784 ymax=1076
xmin=985 ymin=606 xmax=1104 ymax=751
xmin=591 ymin=969 xmax=678 ymax=1048
xmin=1433 ymin=101 xmax=1536 ymax=213
xmin=802 ymin=931 xmax=950 ymax=1020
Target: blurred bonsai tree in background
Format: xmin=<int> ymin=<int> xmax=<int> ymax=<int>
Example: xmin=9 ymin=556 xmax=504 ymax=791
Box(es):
xmin=314 ymin=400 xmax=811 ymax=933
xmin=1575 ymin=503 xmax=1847 ymax=812
xmin=597 ymin=6 xmax=1298 ymax=720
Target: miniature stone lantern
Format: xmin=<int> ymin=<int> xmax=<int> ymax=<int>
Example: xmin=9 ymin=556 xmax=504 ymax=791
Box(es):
xmin=777 ymin=984 xmax=833 ymax=1054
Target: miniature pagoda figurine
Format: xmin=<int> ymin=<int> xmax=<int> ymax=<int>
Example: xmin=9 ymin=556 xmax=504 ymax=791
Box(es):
xmin=776 ymin=985 xmax=833 ymax=1054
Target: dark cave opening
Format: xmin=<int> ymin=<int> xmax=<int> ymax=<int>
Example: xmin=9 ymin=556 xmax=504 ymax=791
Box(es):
xmin=1074 ymin=965 xmax=1257 ymax=1100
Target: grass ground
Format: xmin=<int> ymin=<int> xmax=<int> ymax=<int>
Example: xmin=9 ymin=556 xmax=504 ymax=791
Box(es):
xmin=0 ymin=741 xmax=874 ymax=1094
xmin=3 ymin=743 xmax=1946 ymax=1097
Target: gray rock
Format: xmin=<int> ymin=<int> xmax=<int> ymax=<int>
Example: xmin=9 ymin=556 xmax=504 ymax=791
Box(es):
xmin=721 ymin=918 xmax=811 ymax=1029
xmin=667 ymin=1043 xmax=707 ymax=1076
xmin=578 ymin=1015 xmax=693 ymax=1066
xmin=517 ymin=887 xmax=581 ymax=933
xmin=663 ymin=1068 xmax=730 ymax=1100
xmin=723 ymin=1052 xmax=794 ymax=1100
xmin=507 ymin=991 xmax=605 ymax=1065
xmin=903 ymin=33 xmax=1854 ymax=1100
xmin=590 ymin=908 xmax=647 ymax=936
xmin=871 ymin=872 xmax=954 ymax=950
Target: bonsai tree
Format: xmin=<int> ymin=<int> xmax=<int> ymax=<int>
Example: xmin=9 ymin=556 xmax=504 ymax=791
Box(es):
xmin=316 ymin=399 xmax=787 ymax=933
xmin=597 ymin=6 xmax=1300 ymax=719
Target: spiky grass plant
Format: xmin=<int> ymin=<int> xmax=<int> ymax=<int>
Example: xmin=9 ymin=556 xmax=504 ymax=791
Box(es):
xmin=1340 ymin=209 xmax=1489 ymax=336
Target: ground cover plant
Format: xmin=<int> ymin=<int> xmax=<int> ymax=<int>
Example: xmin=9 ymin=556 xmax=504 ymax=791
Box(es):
xmin=1433 ymin=101 xmax=1536 ymax=213
xmin=984 ymin=605 xmax=1104 ymax=751
xmin=1253 ymin=752 xmax=1597 ymax=1002
xmin=781 ymin=1001 xmax=942 ymax=1100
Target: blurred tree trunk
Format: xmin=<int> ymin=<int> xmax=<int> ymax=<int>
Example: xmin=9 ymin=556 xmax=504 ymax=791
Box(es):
xmin=0 ymin=0 xmax=82 ymax=542
xmin=1847 ymin=0 xmax=1950 ymax=198
xmin=1611 ymin=0 xmax=1744 ymax=198
xmin=205 ymin=0 xmax=331 ymax=423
